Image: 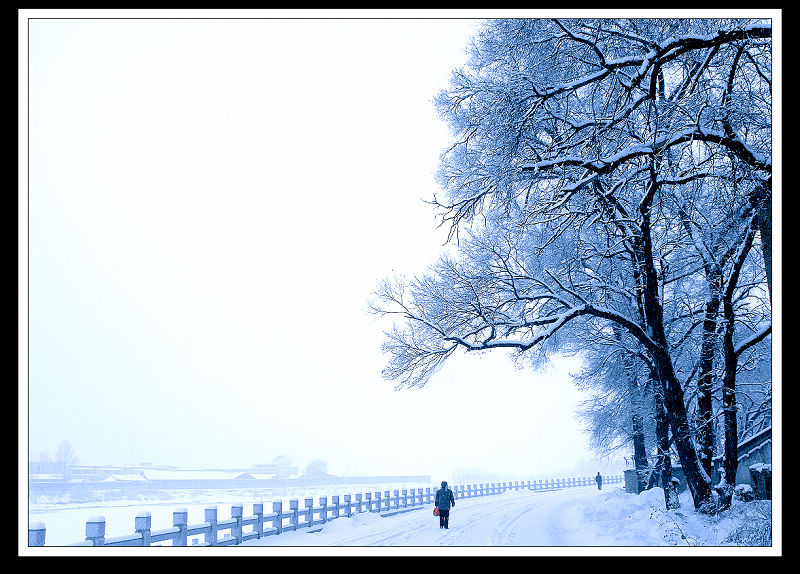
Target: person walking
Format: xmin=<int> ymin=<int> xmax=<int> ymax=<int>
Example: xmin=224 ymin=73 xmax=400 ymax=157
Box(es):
xmin=435 ymin=481 xmax=455 ymax=529
xmin=595 ymin=472 xmax=603 ymax=490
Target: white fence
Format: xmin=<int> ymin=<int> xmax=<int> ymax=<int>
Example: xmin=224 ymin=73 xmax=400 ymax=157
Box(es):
xmin=28 ymin=475 xmax=622 ymax=546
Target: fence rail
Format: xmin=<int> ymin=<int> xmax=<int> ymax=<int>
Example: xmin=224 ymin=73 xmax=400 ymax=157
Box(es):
xmin=28 ymin=475 xmax=622 ymax=546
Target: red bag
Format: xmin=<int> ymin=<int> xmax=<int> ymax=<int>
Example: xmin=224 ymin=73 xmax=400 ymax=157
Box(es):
xmin=433 ymin=506 xmax=439 ymax=516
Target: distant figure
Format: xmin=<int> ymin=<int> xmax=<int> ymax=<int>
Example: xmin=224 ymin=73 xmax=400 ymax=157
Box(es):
xmin=435 ymin=480 xmax=456 ymax=529
xmin=595 ymin=472 xmax=603 ymax=490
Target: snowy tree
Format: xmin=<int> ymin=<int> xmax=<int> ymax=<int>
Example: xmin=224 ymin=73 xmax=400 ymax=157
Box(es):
xmin=54 ymin=440 xmax=78 ymax=482
xmin=570 ymin=322 xmax=656 ymax=494
xmin=302 ymin=459 xmax=330 ymax=477
xmin=372 ymin=18 xmax=772 ymax=514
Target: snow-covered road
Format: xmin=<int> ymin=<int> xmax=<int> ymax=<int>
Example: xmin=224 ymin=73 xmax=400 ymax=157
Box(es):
xmin=242 ymin=486 xmax=627 ymax=547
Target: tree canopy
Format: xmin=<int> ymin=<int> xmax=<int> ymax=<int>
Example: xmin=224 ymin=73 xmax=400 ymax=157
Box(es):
xmin=372 ymin=18 xmax=772 ymax=513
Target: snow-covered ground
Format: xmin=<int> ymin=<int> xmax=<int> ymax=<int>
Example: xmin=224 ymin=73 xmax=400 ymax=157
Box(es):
xmin=27 ymin=482 xmax=775 ymax=554
xmin=241 ymin=485 xmax=773 ymax=552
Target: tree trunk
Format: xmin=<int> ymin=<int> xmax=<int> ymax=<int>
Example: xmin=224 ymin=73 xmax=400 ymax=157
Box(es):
xmin=717 ymin=217 xmax=758 ymax=510
xmin=632 ymin=413 xmax=649 ymax=493
xmin=637 ymin=177 xmax=714 ymax=512
xmin=652 ymin=377 xmax=679 ymax=509
xmin=717 ymin=298 xmax=739 ymax=511
xmin=615 ymin=325 xmax=650 ymax=494
xmin=750 ymin=179 xmax=772 ymax=304
xmin=696 ymin=273 xmax=721 ymax=479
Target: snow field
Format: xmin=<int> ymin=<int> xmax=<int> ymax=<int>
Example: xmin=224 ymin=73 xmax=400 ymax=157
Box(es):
xmin=28 ymin=483 xmax=429 ymax=546
xmin=242 ymin=484 xmax=772 ymax=548
xmin=28 ymin=483 xmax=773 ymax=549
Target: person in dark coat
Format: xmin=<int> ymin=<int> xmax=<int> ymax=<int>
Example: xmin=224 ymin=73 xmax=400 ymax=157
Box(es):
xmin=595 ymin=472 xmax=603 ymax=490
xmin=434 ymin=481 xmax=455 ymax=529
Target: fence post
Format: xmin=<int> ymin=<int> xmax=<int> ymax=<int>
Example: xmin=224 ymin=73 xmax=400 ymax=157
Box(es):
xmin=86 ymin=516 xmax=106 ymax=546
xmin=135 ymin=512 xmax=152 ymax=546
xmin=231 ymin=504 xmax=243 ymax=544
xmin=29 ymin=522 xmax=46 ymax=546
xmin=173 ymin=508 xmax=188 ymax=546
xmin=374 ymin=491 xmax=382 ymax=512
xmin=393 ymin=489 xmax=400 ymax=509
xmin=204 ymin=506 xmax=218 ymax=546
xmin=304 ymin=498 xmax=314 ymax=527
xmin=290 ymin=499 xmax=299 ymax=531
xmin=384 ymin=490 xmax=391 ymax=510
xmin=331 ymin=495 xmax=340 ymax=519
xmin=272 ymin=501 xmax=283 ymax=535
xmin=320 ymin=496 xmax=328 ymax=524
xmin=425 ymin=487 xmax=431 ymax=503
xmin=356 ymin=493 xmax=364 ymax=513
xmin=344 ymin=494 xmax=352 ymax=518
xmin=400 ymin=489 xmax=407 ymax=507
xmin=253 ymin=503 xmax=264 ymax=539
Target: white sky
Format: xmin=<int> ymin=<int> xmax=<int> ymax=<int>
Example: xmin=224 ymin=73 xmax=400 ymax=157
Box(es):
xmin=21 ymin=11 xmax=662 ymax=481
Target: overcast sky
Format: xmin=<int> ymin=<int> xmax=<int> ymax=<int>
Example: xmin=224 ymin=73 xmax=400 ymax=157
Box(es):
xmin=22 ymin=13 xmax=616 ymax=481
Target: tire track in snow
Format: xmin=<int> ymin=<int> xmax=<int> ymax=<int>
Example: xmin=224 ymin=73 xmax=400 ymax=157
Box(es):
xmin=245 ymin=487 xmax=603 ymax=547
